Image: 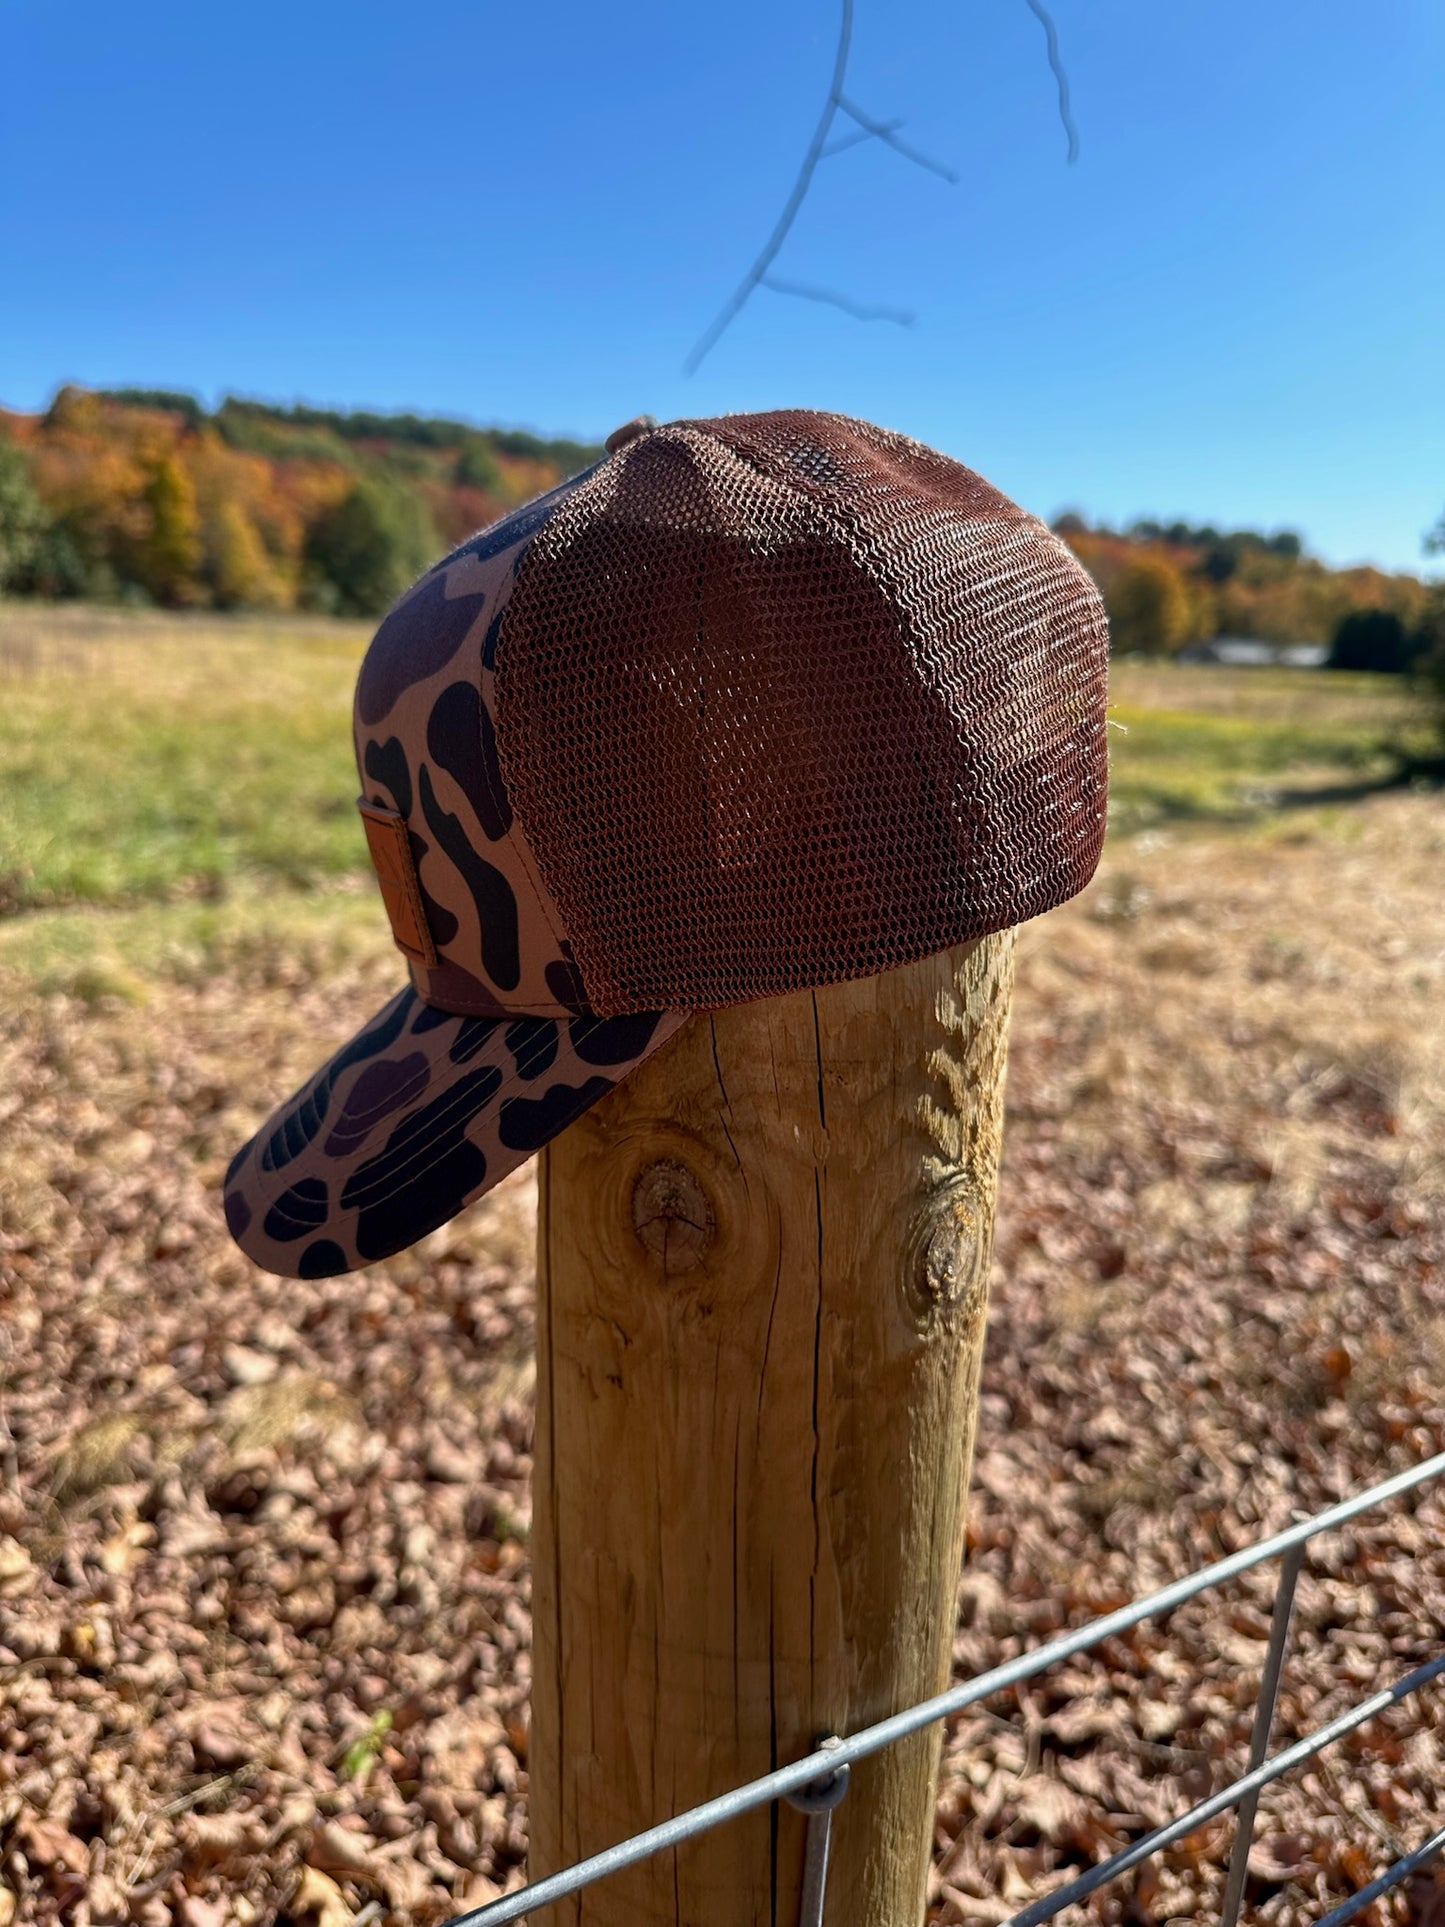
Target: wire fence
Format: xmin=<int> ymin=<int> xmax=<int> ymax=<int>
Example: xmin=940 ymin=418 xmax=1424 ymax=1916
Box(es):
xmin=444 ymin=1449 xmax=1445 ymax=1927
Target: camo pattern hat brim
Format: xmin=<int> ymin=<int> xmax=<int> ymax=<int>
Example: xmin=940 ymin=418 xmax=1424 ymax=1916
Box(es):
xmin=224 ymin=986 xmax=684 ymax=1278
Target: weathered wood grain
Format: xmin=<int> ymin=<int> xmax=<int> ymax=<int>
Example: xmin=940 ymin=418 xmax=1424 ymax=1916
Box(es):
xmin=531 ymin=933 xmax=1016 ymax=1925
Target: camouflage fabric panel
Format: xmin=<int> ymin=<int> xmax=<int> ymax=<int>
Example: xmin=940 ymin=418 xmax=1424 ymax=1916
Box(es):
xmin=353 ymin=470 xmax=603 ymax=1017
xmin=224 ymin=986 xmax=688 ymax=1277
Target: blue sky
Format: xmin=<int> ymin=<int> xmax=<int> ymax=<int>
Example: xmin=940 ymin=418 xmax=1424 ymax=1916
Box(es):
xmin=2 ymin=0 xmax=1441 ymax=571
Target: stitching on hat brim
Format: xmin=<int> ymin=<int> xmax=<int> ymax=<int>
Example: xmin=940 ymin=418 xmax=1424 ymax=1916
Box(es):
xmin=330 ymin=1010 xmax=666 ymax=1211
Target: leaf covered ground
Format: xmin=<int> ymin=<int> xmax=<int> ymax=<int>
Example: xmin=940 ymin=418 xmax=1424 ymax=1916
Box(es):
xmin=1 ymin=615 xmax=1443 ymax=1926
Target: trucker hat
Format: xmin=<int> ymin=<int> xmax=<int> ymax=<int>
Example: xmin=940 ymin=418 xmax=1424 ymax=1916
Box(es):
xmin=223 ymin=409 xmax=1109 ymax=1278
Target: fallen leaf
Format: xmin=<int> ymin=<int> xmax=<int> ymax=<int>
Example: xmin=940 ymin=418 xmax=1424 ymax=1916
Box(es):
xmin=192 ymin=1719 xmax=250 ymax=1770
xmin=1248 ymin=1832 xmax=1312 ymax=1882
xmin=222 ymin=1344 xmax=277 ymax=1387
xmin=18 ymin=1814 xmax=88 ymax=1874
xmin=0 ymin=1537 xmax=34 ymax=1597
xmin=99 ymin=1518 xmax=155 ymax=1574
xmin=176 ymin=1898 xmax=230 ymax=1927
xmin=307 ymin=1820 xmax=375 ymax=1878
xmin=291 ymin=1866 xmax=352 ymax=1927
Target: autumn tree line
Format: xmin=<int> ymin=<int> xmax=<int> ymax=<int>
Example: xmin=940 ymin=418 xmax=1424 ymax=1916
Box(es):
xmin=0 ymin=387 xmax=596 ymax=617
xmin=0 ymin=388 xmax=1440 ymax=697
xmin=1055 ymin=513 xmax=1444 ymax=676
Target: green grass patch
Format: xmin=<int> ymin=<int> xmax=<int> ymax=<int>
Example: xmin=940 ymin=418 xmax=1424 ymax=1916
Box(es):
xmin=0 ymin=607 xmax=370 ymax=914
xmin=1106 ymin=661 xmax=1410 ymax=832
xmin=0 ymin=884 xmax=391 ymax=1001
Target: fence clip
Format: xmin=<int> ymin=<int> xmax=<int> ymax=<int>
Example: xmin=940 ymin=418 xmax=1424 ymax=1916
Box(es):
xmin=785 ymin=1735 xmax=850 ymax=1927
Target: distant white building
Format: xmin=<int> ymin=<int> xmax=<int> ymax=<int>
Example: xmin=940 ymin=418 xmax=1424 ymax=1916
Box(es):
xmin=1177 ymin=637 xmax=1329 ymax=669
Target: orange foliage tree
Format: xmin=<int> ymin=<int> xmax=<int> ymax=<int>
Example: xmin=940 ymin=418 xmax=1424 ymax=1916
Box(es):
xmin=1057 ymin=514 xmax=1432 ymax=658
xmin=0 ymin=387 xmax=590 ymax=613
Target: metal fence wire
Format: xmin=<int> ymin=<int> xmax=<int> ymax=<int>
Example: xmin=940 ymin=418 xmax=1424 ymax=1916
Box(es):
xmin=445 ymin=1449 xmax=1445 ymax=1927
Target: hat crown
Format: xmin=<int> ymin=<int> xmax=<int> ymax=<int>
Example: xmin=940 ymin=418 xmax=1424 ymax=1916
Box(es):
xmin=494 ymin=410 xmax=1109 ymax=1013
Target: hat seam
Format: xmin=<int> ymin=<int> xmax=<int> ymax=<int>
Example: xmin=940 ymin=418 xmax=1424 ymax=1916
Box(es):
xmin=487 ymin=467 xmax=615 ymax=1009
xmin=412 ymin=972 xmax=581 ymax=1019
xmin=494 ymin=423 xmax=841 ymax=1013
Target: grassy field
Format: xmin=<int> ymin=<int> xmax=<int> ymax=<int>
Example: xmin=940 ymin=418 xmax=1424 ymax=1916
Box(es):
xmin=2 ymin=602 xmax=1444 ymax=1926
xmin=0 ymin=604 xmax=368 ymax=917
xmin=0 ymin=600 xmax=1421 ymax=998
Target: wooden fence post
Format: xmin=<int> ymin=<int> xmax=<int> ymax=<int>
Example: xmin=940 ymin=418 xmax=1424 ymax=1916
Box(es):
xmin=529 ymin=929 xmax=1016 ymax=1927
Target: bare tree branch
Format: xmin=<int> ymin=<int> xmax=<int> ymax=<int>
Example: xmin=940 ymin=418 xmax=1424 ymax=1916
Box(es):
xmin=685 ymin=0 xmax=1080 ymax=373
xmin=1021 ymin=0 xmax=1080 ymax=163
xmin=685 ymin=0 xmax=946 ymax=373
xmin=760 ymin=276 xmax=915 ymax=326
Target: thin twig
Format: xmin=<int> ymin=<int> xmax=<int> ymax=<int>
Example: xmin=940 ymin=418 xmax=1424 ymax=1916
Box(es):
xmin=836 ymin=96 xmax=959 ymax=182
xmin=820 ymin=117 xmax=902 ymax=160
xmin=121 ymin=1766 xmax=262 ymax=1891
xmin=158 ymin=1764 xmax=260 ymax=1819
xmin=0 ymin=1327 xmax=20 ymax=1493
xmin=1020 ymin=0 xmax=1080 ymax=162
xmin=760 ymin=276 xmax=914 ymax=326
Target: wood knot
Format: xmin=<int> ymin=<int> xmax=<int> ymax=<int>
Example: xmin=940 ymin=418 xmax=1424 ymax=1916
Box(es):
xmin=905 ymin=1176 xmax=989 ymax=1329
xmin=631 ymin=1159 xmax=715 ymax=1276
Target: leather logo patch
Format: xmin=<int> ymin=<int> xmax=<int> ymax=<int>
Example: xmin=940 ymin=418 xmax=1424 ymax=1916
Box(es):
xmin=357 ymin=801 xmax=437 ymax=966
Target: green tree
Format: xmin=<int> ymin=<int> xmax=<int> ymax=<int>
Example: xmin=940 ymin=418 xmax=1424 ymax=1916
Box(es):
xmin=1327 ymin=608 xmax=1414 ymax=674
xmin=98 ymin=387 xmax=208 ymax=429
xmin=1419 ymin=590 xmax=1445 ymax=719
xmin=1414 ymin=508 xmax=1445 ymax=766
xmin=28 ymin=518 xmax=110 ymax=598
xmin=0 ymin=440 xmax=49 ymax=590
xmin=1105 ymin=555 xmax=1191 ymax=655
xmin=455 ymin=436 xmax=503 ymax=493
xmin=304 ymin=479 xmax=437 ymax=616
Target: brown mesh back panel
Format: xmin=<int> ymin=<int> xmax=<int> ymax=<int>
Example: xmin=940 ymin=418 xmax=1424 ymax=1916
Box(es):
xmin=494 ymin=410 xmax=1109 ymax=1015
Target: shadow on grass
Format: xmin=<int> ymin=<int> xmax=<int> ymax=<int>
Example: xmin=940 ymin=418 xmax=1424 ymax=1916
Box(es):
xmin=1267 ymin=767 xmax=1417 ymax=810
xmin=1271 ymin=751 xmax=1445 ymax=810
xmin=1110 ymin=757 xmax=1436 ymax=836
